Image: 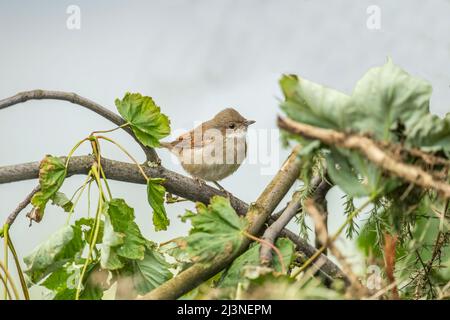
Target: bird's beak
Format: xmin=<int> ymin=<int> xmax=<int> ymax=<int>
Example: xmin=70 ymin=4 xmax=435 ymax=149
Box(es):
xmin=245 ymin=120 xmax=256 ymax=126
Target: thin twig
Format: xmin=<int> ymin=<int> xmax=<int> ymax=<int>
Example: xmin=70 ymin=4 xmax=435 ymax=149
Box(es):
xmin=0 ymin=90 xmax=158 ymax=162
xmin=259 ymin=176 xmax=329 ymax=266
xmin=260 ymin=191 xmax=303 ymax=266
xmin=5 ymin=185 xmax=40 ymax=226
xmin=313 ymin=179 xmax=332 ymax=254
xmin=304 ymin=198 xmax=368 ymax=297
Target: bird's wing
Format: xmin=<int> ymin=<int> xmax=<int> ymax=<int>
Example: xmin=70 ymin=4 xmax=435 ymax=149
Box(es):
xmin=166 ymin=124 xmax=215 ymax=150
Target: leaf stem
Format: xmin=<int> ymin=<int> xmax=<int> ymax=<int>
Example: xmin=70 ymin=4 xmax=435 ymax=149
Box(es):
xmin=3 ymin=223 xmax=9 ymax=300
xmin=0 ymin=270 xmax=12 ymax=300
xmin=66 ymin=172 xmax=93 ymax=225
xmin=97 ymin=135 xmax=149 ymax=181
xmin=91 ymin=137 xmax=113 ymax=200
xmin=91 ymin=122 xmax=130 ymax=135
xmin=87 ymin=179 xmax=93 ymax=218
xmin=6 ymin=232 xmax=29 ymax=299
xmin=65 ymin=138 xmax=89 ymax=168
xmin=0 ymin=258 xmax=19 ymax=300
xmin=75 ymin=165 xmax=105 ymax=300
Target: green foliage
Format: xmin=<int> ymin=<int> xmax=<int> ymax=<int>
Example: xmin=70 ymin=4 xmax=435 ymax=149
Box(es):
xmin=23 ymin=225 xmax=83 ymax=284
xmin=281 ymin=60 xmax=450 ymax=299
xmin=346 ymin=58 xmax=432 ymax=142
xmin=100 ymin=199 xmax=147 ymax=269
xmin=147 ymin=178 xmax=169 ymax=231
xmin=219 ymin=238 xmax=295 ymax=288
xmin=181 ymin=196 xmax=248 ymax=263
xmin=406 ymin=113 xmax=450 ymax=155
xmin=343 ymin=195 xmax=358 ymax=239
xmin=51 ymin=192 xmax=73 ymax=212
xmin=30 ymin=155 xmax=67 ymax=219
xmin=279 ymin=74 xmax=350 ymax=130
xmin=115 ymin=92 xmax=170 ymax=147
xmin=24 ymin=198 xmax=172 ymax=299
xmin=41 ymin=262 xmax=106 ymax=300
xmin=280 ymin=59 xmax=443 ymax=198
xmin=127 ymin=248 xmax=173 ymax=295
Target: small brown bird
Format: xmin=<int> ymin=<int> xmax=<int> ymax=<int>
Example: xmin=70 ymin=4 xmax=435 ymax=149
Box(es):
xmin=160 ymin=108 xmax=255 ymax=191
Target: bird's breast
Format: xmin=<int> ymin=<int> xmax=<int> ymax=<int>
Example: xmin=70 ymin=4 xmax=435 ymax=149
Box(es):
xmin=171 ymin=134 xmax=248 ymax=181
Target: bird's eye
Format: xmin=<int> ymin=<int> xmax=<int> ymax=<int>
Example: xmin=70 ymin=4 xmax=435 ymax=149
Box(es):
xmin=228 ymin=123 xmax=236 ymax=129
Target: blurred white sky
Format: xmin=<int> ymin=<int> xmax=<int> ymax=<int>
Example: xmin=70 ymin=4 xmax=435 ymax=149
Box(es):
xmin=1 ymin=0 xmax=450 ymax=298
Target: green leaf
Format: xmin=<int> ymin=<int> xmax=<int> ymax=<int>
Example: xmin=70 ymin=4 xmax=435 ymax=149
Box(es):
xmin=279 ymin=74 xmax=351 ymax=130
xmin=100 ymin=199 xmax=147 ymax=270
xmin=325 ymin=150 xmax=368 ymax=197
xmin=42 ymin=262 xmax=107 ymax=300
xmin=182 ymin=196 xmax=248 ymax=262
xmin=219 ymin=238 xmax=295 ymax=288
xmin=24 ymin=225 xmax=84 ymax=283
xmin=31 ymin=155 xmax=67 ymax=219
xmin=147 ymin=178 xmax=169 ymax=231
xmin=75 ymin=217 xmax=104 ymax=245
xmin=348 ymin=58 xmax=432 ymax=141
xmin=406 ymin=113 xmax=450 ymax=155
xmin=115 ymin=92 xmax=170 ymax=147
xmin=51 ymin=192 xmax=73 ymax=212
xmin=41 ymin=266 xmax=77 ymax=300
xmin=131 ymin=248 xmax=173 ymax=295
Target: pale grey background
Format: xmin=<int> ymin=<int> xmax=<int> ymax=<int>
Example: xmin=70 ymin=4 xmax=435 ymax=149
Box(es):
xmin=1 ymin=0 xmax=450 ymax=298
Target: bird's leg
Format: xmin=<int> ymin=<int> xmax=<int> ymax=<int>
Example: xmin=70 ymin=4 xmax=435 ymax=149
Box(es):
xmin=193 ymin=177 xmax=207 ymax=187
xmin=212 ymin=181 xmax=232 ymax=199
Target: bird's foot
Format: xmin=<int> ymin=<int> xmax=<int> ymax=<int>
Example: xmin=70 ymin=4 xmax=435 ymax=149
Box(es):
xmin=212 ymin=181 xmax=233 ymax=200
xmin=194 ymin=177 xmax=207 ymax=187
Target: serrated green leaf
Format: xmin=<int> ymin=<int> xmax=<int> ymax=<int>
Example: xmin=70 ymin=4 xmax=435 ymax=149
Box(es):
xmin=219 ymin=238 xmax=295 ymax=288
xmin=147 ymin=178 xmax=169 ymax=231
xmin=100 ymin=199 xmax=146 ymax=270
xmin=279 ymin=74 xmax=350 ymax=130
xmin=31 ymin=155 xmax=67 ymax=219
xmin=51 ymin=192 xmax=73 ymax=212
xmin=131 ymin=248 xmax=173 ymax=295
xmin=348 ymin=58 xmax=432 ymax=141
xmin=24 ymin=225 xmax=84 ymax=283
xmin=406 ymin=113 xmax=450 ymax=155
xmin=183 ymin=196 xmax=248 ymax=263
xmin=115 ymin=93 xmax=170 ymax=147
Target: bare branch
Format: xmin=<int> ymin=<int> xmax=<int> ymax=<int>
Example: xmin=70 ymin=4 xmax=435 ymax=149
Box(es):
xmin=313 ymin=179 xmax=332 ymax=254
xmin=5 ymin=185 xmax=40 ymax=226
xmin=278 ymin=116 xmax=450 ymax=198
xmin=259 ymin=176 xmax=323 ymax=266
xmin=0 ymin=90 xmax=158 ymax=162
xmin=260 ymin=191 xmax=303 ymax=266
